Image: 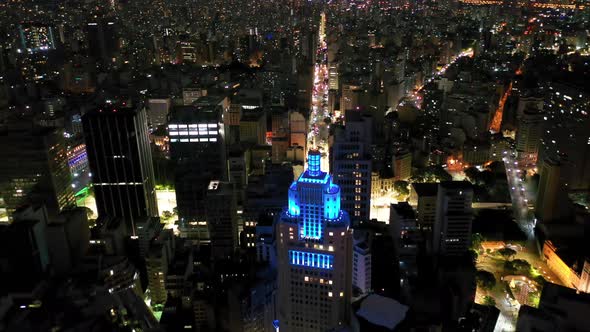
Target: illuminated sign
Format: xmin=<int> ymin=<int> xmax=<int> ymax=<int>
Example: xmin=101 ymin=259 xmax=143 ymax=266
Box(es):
xmin=289 ymin=250 xmax=333 ymax=269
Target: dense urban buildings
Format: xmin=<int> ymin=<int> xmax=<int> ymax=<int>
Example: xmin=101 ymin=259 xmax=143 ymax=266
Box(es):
xmin=1 ymin=0 xmax=590 ymax=331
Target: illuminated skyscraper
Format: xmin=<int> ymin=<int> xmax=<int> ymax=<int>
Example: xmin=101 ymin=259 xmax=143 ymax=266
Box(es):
xmin=167 ymin=105 xmax=226 ymax=245
xmin=332 ymin=110 xmax=372 ymax=222
xmin=82 ymin=105 xmax=158 ymax=235
xmin=0 ymin=122 xmax=75 ymax=222
xmin=516 ymin=107 xmax=544 ymax=164
xmin=277 ymin=150 xmax=352 ymax=331
xmin=18 ymin=24 xmax=56 ymax=53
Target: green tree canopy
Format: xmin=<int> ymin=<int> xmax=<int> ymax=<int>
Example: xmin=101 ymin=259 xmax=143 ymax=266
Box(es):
xmin=394 ymin=180 xmax=410 ymax=196
xmin=476 ymin=270 xmax=496 ymax=290
xmin=498 ymin=247 xmax=517 ymax=260
xmin=483 ymin=295 xmax=496 ymax=307
xmin=512 ymin=259 xmax=532 ymax=273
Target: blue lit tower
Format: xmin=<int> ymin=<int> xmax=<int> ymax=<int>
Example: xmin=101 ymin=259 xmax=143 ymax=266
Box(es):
xmin=277 ymin=150 xmax=352 ymax=331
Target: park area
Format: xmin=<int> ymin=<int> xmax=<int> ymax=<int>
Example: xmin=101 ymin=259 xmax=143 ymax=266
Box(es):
xmin=473 ymin=237 xmax=562 ymax=331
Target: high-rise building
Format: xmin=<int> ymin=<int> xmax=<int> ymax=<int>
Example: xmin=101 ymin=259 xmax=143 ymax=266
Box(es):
xmin=540 ymin=85 xmax=590 ymax=191
xmin=168 ymin=105 xmax=226 ymax=243
xmin=410 ymin=183 xmax=438 ymax=231
xmin=392 ymin=148 xmax=412 ymax=181
xmin=18 ymin=23 xmax=55 ymax=53
xmin=516 ymin=107 xmax=544 ymax=164
xmin=0 ymin=122 xmax=75 ymax=222
xmin=328 ymin=63 xmax=339 ymax=91
xmin=352 ymin=242 xmax=371 ymax=295
xmin=289 ymin=111 xmax=307 ymax=151
xmin=535 ymin=158 xmax=564 ymax=223
xmin=82 ymin=105 xmax=158 ymax=235
xmin=340 ymin=84 xmax=362 ymax=112
xmin=390 ymin=202 xmax=419 ymax=267
xmin=239 ymin=109 xmax=267 ymax=145
xmin=86 ymin=21 xmax=119 ymax=62
xmin=433 ymin=181 xmax=473 ymax=256
xmin=147 ymin=98 xmax=171 ymax=128
xmin=332 ymin=111 xmax=372 ymax=222
xmin=206 ymin=181 xmax=238 ymax=260
xmin=277 ymin=150 xmax=352 ymax=331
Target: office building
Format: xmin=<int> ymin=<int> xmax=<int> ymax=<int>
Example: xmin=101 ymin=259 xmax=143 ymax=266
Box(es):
xmin=332 ymin=111 xmax=372 ymax=222
xmin=410 ymin=183 xmax=438 ymax=231
xmin=535 ymin=158 xmax=563 ymax=223
xmin=206 ymin=181 xmax=238 ymax=260
xmin=340 ymin=84 xmax=362 ymax=112
xmin=82 ymin=105 xmax=158 ymax=235
xmin=392 ymin=148 xmax=412 ymax=181
xmin=182 ymin=86 xmax=207 ymax=106
xmin=87 ymin=20 xmax=119 ymax=62
xmin=328 ymin=63 xmax=339 ymax=91
xmin=433 ymin=181 xmax=473 ymax=256
xmin=147 ymin=98 xmax=171 ymax=128
xmin=516 ymin=107 xmax=544 ymax=164
xmin=18 ymin=23 xmax=55 ymax=53
xmin=277 ymin=150 xmax=353 ymax=331
xmin=0 ymin=122 xmax=75 ymax=222
xmin=289 ymin=111 xmax=307 ymax=150
xmin=146 ymin=229 xmax=175 ymax=305
xmin=168 ymin=105 xmax=226 ymax=242
xmin=240 ymin=108 xmax=267 ymax=145
xmin=352 ymin=242 xmax=371 ymax=295
xmin=390 ymin=202 xmax=419 ymax=266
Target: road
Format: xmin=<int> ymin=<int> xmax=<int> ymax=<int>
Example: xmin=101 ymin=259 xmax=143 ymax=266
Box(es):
xmin=502 ymin=151 xmax=536 ymax=240
xmin=307 ymin=12 xmax=330 ymax=172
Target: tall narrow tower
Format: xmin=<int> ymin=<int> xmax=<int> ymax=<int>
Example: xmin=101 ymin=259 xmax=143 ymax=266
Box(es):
xmin=82 ymin=105 xmax=158 ymax=235
xmin=277 ymin=150 xmax=352 ymax=331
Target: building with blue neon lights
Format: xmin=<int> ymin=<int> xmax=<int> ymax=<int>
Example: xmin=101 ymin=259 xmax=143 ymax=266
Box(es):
xmin=277 ymin=150 xmax=352 ymax=331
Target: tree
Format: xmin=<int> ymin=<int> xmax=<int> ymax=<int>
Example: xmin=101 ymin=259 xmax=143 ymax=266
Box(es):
xmin=476 ymin=270 xmax=496 ymax=290
xmin=394 ymin=180 xmax=410 ymax=196
xmin=83 ymin=207 xmax=94 ymax=220
xmin=465 ymin=167 xmax=480 ymax=183
xmin=528 ymin=292 xmax=541 ymax=307
xmin=512 ymin=259 xmax=532 ymax=273
xmin=410 ymin=165 xmax=452 ymax=183
xmin=504 ymin=261 xmax=517 ymax=274
xmin=477 ymin=170 xmax=496 ymax=187
xmin=498 ymin=247 xmax=517 ymax=260
xmin=533 ymin=275 xmax=546 ymax=287
xmin=471 ymin=233 xmax=484 ymax=251
xmin=488 ymin=161 xmax=505 ymax=173
xmin=483 ymin=295 xmax=496 ymax=307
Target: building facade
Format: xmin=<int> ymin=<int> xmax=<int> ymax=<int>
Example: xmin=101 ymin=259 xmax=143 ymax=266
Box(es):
xmin=433 ymin=181 xmax=473 ymax=256
xmin=277 ymin=150 xmax=352 ymax=331
xmin=331 ymin=111 xmax=372 ymax=222
xmin=0 ymin=123 xmax=75 ymax=222
xmin=168 ymin=105 xmax=226 ymax=244
xmin=82 ymin=105 xmax=158 ymax=235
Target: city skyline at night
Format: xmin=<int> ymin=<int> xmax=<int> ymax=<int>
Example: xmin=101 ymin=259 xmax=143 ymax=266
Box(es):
xmin=0 ymin=0 xmax=589 ymax=331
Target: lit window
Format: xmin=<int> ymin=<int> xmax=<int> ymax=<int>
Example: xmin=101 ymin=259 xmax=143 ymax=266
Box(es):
xmin=328 ymin=292 xmax=333 ymax=297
